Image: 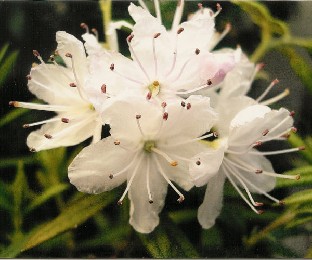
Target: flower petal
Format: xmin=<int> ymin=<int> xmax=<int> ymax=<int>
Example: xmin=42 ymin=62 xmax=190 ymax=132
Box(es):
xmin=27 ymin=112 xmax=97 ymax=152
xmin=68 ymin=136 xmax=132 ymax=193
xmin=197 ymin=170 xmax=226 ymax=229
xmin=129 ymin=156 xmax=168 ymax=233
xmin=227 ymin=152 xmax=276 ymax=193
xmin=189 ymin=143 xmax=225 ymax=187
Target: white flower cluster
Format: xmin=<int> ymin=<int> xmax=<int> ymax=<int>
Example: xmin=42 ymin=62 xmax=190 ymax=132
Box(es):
xmin=11 ymin=1 xmax=302 ymax=233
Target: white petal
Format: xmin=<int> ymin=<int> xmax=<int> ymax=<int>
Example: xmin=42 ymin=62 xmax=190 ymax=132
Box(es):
xmin=227 ymin=152 xmax=276 ymax=193
xmin=68 ymin=137 xmax=132 ymax=194
xmin=229 ymin=106 xmax=293 ymax=149
xmin=56 ymin=31 xmax=87 ymax=84
xmin=82 ymin=32 xmax=103 ymax=56
xmin=198 ymin=170 xmax=226 ymax=229
xmin=28 ymin=63 xmax=84 ymax=105
xmin=129 ymin=156 xmax=168 ymax=233
xmin=189 ymin=143 xmax=225 ymax=187
xmin=27 ymin=112 xmax=97 ymax=151
xmin=160 ymin=95 xmax=217 ymax=142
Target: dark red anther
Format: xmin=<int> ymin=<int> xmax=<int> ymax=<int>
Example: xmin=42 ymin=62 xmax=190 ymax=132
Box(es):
xmin=44 ymin=134 xmax=52 ymax=139
xmin=177 ymin=28 xmax=184 ymax=34
xmin=186 ymin=103 xmax=191 ymax=110
xmin=262 ymin=129 xmax=269 ymax=136
xmin=195 ymin=48 xmax=200 ymax=55
xmin=136 ymin=115 xmax=141 ymax=120
xmin=161 ymin=101 xmax=167 ymax=108
xmin=65 ymin=53 xmax=72 ymax=58
xmin=255 ymin=169 xmax=263 ymax=174
xmin=61 ymin=118 xmax=69 ymax=123
xmin=101 ymin=84 xmax=107 ymax=94
xmin=110 ymin=63 xmax=115 ymax=71
xmin=146 ymin=92 xmax=152 ymax=100
xmin=181 ymin=101 xmax=186 ymax=107
xmin=127 ymin=34 xmax=134 ymax=43
xmin=154 ymin=33 xmax=161 ymax=38
xmin=33 ymin=50 xmax=40 ymax=57
xmin=26 ymin=75 xmax=31 ymax=80
xmin=163 ymin=112 xmax=168 ymax=120
xmin=196 ymin=160 xmax=201 ymax=166
xmin=69 ymin=83 xmax=76 ymax=87
xmin=207 ymin=79 xmax=212 ymax=85
xmin=289 ymin=111 xmax=295 ymax=117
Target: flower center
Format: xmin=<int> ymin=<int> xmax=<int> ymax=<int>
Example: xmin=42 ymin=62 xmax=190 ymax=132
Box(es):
xmin=147 ymin=81 xmax=160 ymax=97
xmin=144 ymin=140 xmax=156 ymax=153
xmin=89 ymin=104 xmax=95 ymax=111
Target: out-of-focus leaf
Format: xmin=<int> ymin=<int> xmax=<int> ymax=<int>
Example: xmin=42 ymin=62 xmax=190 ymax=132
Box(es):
xmin=138 ymin=217 xmax=199 ymax=258
xmin=286 ymin=215 xmax=312 ymax=228
xmin=25 ymin=184 xmax=69 ymax=214
xmin=306 ymin=245 xmax=312 ymax=258
xmin=279 ymin=47 xmax=312 ymax=95
xmin=288 ymin=133 xmax=312 ymax=164
xmin=168 ymin=209 xmax=196 ymax=224
xmin=0 ymin=234 xmax=30 ymax=258
xmin=12 ymin=161 xmax=26 ymax=234
xmin=276 ymin=165 xmax=312 ymax=188
xmin=0 ymin=50 xmax=19 ymax=86
xmin=283 ymin=189 xmax=312 ymax=205
xmin=201 ymin=226 xmax=223 ymax=248
xmin=0 ymin=156 xmax=35 ymax=168
xmin=0 ymin=179 xmax=12 ymax=211
xmin=0 ymin=108 xmax=29 ymax=128
xmin=0 ymin=44 xmax=9 ymax=63
xmin=21 ymin=192 xmax=115 ymax=252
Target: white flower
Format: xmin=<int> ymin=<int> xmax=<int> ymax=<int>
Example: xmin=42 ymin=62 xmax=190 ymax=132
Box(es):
xmin=85 ymin=2 xmax=238 ymax=105
xmin=191 ymin=103 xmax=301 ymax=229
xmin=68 ymin=95 xmax=218 ymax=233
xmin=10 ymin=31 xmax=104 ymax=152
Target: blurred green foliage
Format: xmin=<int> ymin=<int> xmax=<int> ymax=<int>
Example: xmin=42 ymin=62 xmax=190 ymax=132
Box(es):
xmin=0 ymin=1 xmax=311 ymax=258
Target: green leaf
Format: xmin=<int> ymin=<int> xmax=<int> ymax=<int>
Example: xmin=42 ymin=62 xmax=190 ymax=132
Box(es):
xmin=25 ymin=184 xmax=70 ymax=214
xmin=0 ymin=179 xmax=12 ymax=211
xmin=0 ymin=43 xmax=9 ymax=63
xmin=0 ymin=234 xmax=30 ymax=258
xmin=168 ymin=209 xmax=196 ymax=224
xmin=21 ymin=192 xmax=115 ymax=252
xmin=279 ymin=47 xmax=312 ymax=95
xmin=0 ymin=50 xmax=19 ymax=86
xmin=276 ymin=165 xmax=312 ymax=188
xmin=0 ymin=108 xmax=29 ymax=128
xmin=286 ymin=215 xmax=312 ymax=228
xmin=138 ymin=217 xmax=199 ymax=258
xmin=283 ymin=189 xmax=312 ymax=205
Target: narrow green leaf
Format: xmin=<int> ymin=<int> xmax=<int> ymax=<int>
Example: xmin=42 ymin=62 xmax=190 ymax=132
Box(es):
xmin=138 ymin=217 xmax=199 ymax=258
xmin=276 ymin=165 xmax=312 ymax=188
xmin=0 ymin=156 xmax=35 ymax=168
xmin=0 ymin=234 xmax=30 ymax=258
xmin=279 ymin=47 xmax=312 ymax=95
xmin=21 ymin=192 xmax=115 ymax=252
xmin=286 ymin=215 xmax=312 ymax=228
xmin=0 ymin=179 xmax=12 ymax=211
xmin=0 ymin=50 xmax=19 ymax=86
xmin=12 ymin=161 xmax=26 ymax=233
xmin=25 ymin=184 xmax=69 ymax=214
xmin=168 ymin=209 xmax=196 ymax=224
xmin=283 ymin=189 xmax=312 ymax=205
xmin=0 ymin=43 xmax=9 ymax=63
xmin=0 ymin=108 xmax=29 ymax=128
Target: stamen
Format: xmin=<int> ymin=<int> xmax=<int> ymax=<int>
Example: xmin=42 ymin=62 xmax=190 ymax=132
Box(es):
xmin=146 ymin=156 xmax=153 ymax=203
xmin=172 ymin=0 xmax=185 ymax=30
xmin=195 ymin=48 xmax=200 ymax=55
xmin=110 ymin=152 xmax=140 ymax=179
xmin=114 ymin=140 xmax=120 ymax=145
xmin=65 ymin=53 xmax=89 ymax=102
xmin=261 ymin=170 xmax=300 ymax=180
xmin=69 ymin=83 xmax=76 ymax=87
xmin=173 ymin=81 xmax=211 ymax=95
xmin=154 ymin=0 xmax=162 ymax=23
xmin=44 ymin=134 xmax=52 ymax=139
xmin=289 ymin=111 xmax=295 ymax=117
xmin=146 ymin=91 xmax=152 ymax=100
xmin=227 ymin=163 xmax=263 ymax=207
xmin=165 ymin=132 xmax=214 ymax=148
xmin=256 ymin=79 xmax=279 ymax=102
xmin=153 ymin=33 xmax=161 ymax=78
xmin=154 ymin=155 xmax=184 ymax=203
xmin=80 ymin=22 xmax=89 ymax=33
xmin=91 ymin=28 xmax=99 ymax=40
xmin=9 ymin=101 xmax=70 ymax=112
xmin=136 ymin=114 xmax=146 ymax=137
xmin=62 ymin=118 xmax=69 ymax=123
xmin=260 ymin=88 xmax=290 ymax=106
xmin=151 ymin=147 xmax=178 ymax=166
xmin=127 ymin=35 xmax=151 ymax=81
xmin=214 ymin=3 xmax=222 ymax=17
xmin=262 ymin=129 xmax=269 ymax=136
xmin=117 ymin=155 xmax=143 ymax=205
xmin=181 ymin=101 xmax=186 ymax=107
xmin=186 ymin=103 xmax=191 ymax=110
xmin=33 ymin=50 xmax=45 ymax=64
xmin=223 ymin=164 xmax=261 ymax=214
xmin=165 ymin=28 xmax=184 ymax=77
xmin=101 ymin=84 xmax=107 ymax=94
xmin=163 ymin=112 xmax=168 ymax=121
xmin=250 ymin=147 xmax=305 ymax=156
xmin=110 ymin=63 xmax=144 ymax=85
xmin=22 ymin=117 xmax=63 ymax=128
xmin=26 ymin=75 xmax=31 ymax=80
